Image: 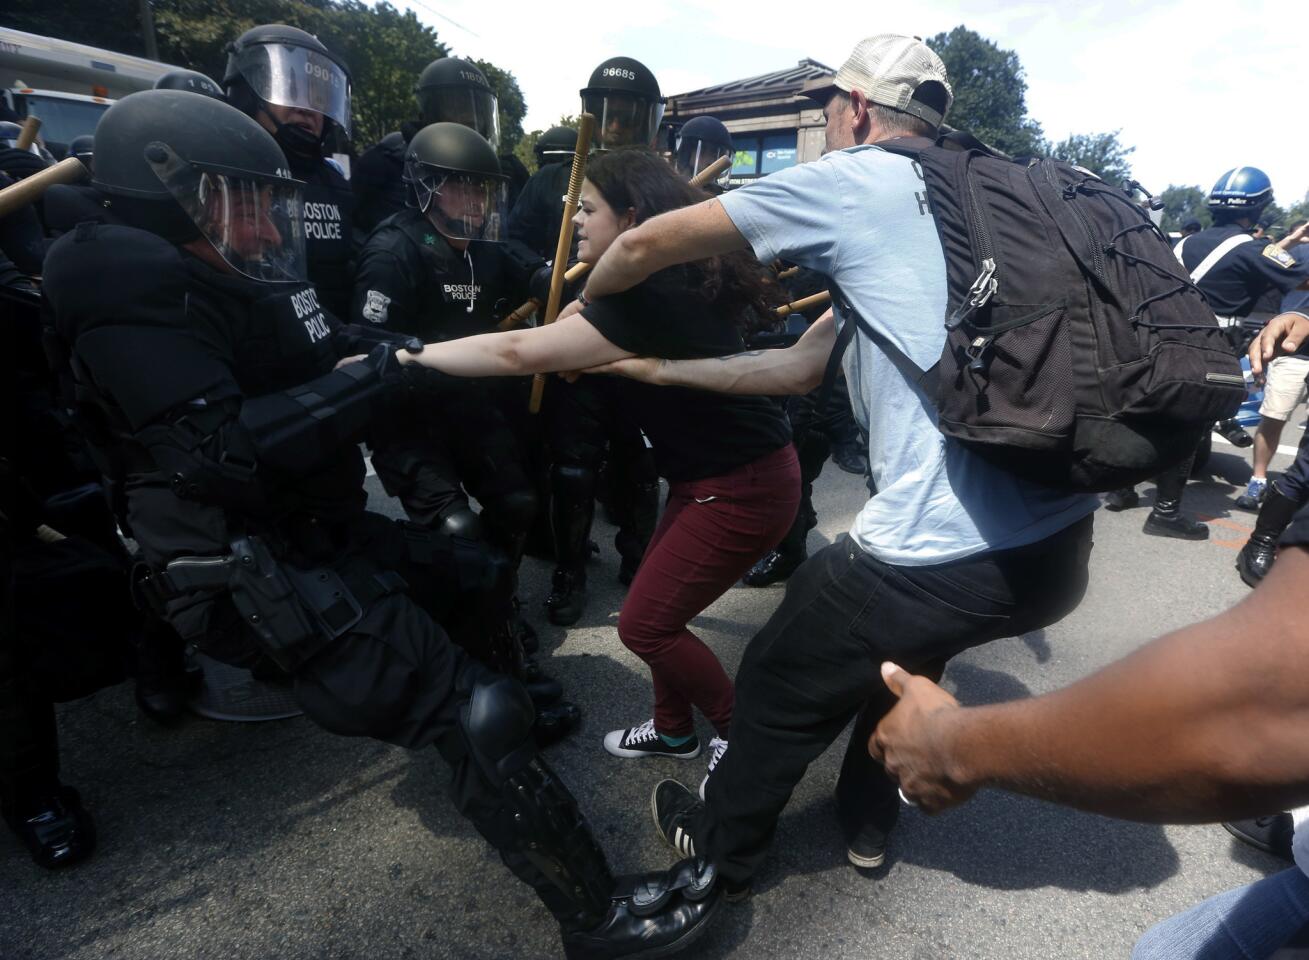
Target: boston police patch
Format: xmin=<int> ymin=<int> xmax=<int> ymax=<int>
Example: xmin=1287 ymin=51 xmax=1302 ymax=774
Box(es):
xmin=1262 ymin=244 xmax=1299 ymax=269
xmin=362 ymin=289 xmax=391 ymax=323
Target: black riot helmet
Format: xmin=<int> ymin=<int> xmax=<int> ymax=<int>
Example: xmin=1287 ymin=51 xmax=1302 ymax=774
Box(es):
xmin=674 ymin=116 xmax=733 ymax=188
xmin=222 ymin=24 xmax=352 ymax=161
xmin=93 ymin=89 xmax=307 ymax=283
xmin=534 ymin=125 xmax=578 ymax=167
xmin=415 ymin=57 xmax=500 ymax=151
xmin=154 ymin=68 xmax=226 ymax=101
xmin=68 ymin=134 xmax=95 ymax=172
xmin=403 ymin=122 xmax=507 ymax=242
xmin=580 ymin=57 xmax=664 ymax=150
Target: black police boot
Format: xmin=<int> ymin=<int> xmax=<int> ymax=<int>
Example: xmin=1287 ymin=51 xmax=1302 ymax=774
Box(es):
xmin=561 ymin=859 xmax=723 ymax=960
xmin=534 ymin=701 xmax=582 ymax=748
xmin=2 ymin=785 xmax=96 ymax=869
xmin=546 ymin=565 xmax=588 ymax=627
xmin=1215 ymin=418 xmax=1254 ymax=448
xmin=521 ymin=655 xmax=564 ymax=706
xmin=831 ymin=439 xmax=869 ymax=476
xmin=1143 ymin=458 xmax=1207 ymax=540
xmin=1103 ymin=487 xmax=1140 ymax=512
xmin=1237 ymin=486 xmax=1300 ymax=587
xmin=132 ymin=619 xmax=203 ymax=725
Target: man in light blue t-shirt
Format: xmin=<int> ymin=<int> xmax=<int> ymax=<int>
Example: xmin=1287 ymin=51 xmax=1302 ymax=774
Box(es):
xmin=582 ymin=34 xmax=1097 ymax=899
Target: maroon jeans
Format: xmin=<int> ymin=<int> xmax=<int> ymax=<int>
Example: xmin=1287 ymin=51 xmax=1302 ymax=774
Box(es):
xmin=616 ymin=444 xmax=800 ymax=738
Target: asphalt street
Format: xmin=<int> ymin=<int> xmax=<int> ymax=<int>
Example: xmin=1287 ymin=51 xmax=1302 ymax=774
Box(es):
xmin=2 ymin=425 xmax=1303 ymax=960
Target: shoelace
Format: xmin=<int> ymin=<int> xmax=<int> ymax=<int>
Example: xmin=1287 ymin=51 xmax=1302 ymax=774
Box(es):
xmin=625 ymin=719 xmax=659 ymax=745
xmin=706 ymin=737 xmax=728 ymax=771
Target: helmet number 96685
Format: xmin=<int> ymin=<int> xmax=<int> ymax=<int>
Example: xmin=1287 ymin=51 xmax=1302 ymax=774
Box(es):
xmin=603 ymin=67 xmax=636 ymax=80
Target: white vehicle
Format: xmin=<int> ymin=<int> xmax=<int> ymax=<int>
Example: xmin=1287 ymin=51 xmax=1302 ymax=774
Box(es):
xmin=0 ymin=27 xmax=182 ymax=154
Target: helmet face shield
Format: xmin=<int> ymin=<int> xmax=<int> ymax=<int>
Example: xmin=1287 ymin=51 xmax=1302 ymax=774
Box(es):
xmin=147 ymin=141 xmax=307 ymax=283
xmin=582 ymin=92 xmax=664 ymax=150
xmin=405 ymin=160 xmax=507 ymax=241
xmin=417 ymin=87 xmax=500 ymax=150
xmin=235 ymin=44 xmax=351 ymax=135
xmin=675 ymin=138 xmax=732 ymax=187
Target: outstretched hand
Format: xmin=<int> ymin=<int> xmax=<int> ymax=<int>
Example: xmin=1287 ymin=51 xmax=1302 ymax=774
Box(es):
xmin=1250 ymin=312 xmax=1309 ymax=379
xmin=869 ymin=662 xmax=976 ymax=814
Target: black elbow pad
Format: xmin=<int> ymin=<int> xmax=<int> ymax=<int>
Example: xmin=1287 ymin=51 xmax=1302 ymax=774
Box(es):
xmin=239 ymin=355 xmax=386 ymax=475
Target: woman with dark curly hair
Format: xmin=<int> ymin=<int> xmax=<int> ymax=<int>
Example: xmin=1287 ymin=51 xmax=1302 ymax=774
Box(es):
xmin=387 ymin=147 xmax=800 ymax=793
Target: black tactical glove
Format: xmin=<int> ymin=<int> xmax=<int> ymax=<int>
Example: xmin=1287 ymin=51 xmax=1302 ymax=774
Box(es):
xmin=0 ymin=147 xmax=51 ymax=181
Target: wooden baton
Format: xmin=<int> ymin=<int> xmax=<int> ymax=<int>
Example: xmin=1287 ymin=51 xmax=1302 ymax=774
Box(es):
xmin=527 ymin=114 xmax=596 ymax=413
xmin=0 ymin=156 xmax=88 ymax=219
xmin=774 ymin=290 xmax=831 ymax=319
xmin=15 ymin=116 xmax=41 ymax=151
xmin=500 ymin=153 xmax=735 ymax=333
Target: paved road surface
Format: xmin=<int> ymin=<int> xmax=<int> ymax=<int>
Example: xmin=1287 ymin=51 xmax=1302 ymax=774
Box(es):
xmin=2 ymin=428 xmax=1300 ymax=959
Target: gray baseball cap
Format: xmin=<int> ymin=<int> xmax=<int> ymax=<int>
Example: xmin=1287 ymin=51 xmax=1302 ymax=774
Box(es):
xmin=802 ymin=34 xmax=953 ymax=126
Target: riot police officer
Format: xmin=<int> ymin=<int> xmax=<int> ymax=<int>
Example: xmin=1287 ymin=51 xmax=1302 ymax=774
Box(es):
xmin=673 ymin=115 xmax=733 ymax=193
xmin=535 ymin=124 xmax=578 ymax=168
xmin=507 ymin=57 xmax=664 ymax=625
xmin=1106 ymin=167 xmax=1309 ymax=539
xmin=223 ymin=24 xmax=356 ymax=321
xmin=352 ymin=57 xmax=501 ymax=233
xmin=353 ymin=122 xmax=575 ymax=734
xmin=154 ymin=68 xmax=226 ymax=100
xmin=41 ymin=89 xmax=718 ymax=957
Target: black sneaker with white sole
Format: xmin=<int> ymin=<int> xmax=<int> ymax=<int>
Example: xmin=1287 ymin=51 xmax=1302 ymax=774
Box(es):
xmin=698 ymin=738 xmax=727 ymax=801
xmin=604 ymin=720 xmax=700 ymax=760
xmin=652 ymin=779 xmax=704 ymax=860
xmin=846 ymin=822 xmax=888 ymax=869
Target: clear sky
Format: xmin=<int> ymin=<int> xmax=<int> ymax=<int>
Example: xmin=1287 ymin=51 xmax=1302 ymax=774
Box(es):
xmin=398 ymin=0 xmax=1308 ymax=205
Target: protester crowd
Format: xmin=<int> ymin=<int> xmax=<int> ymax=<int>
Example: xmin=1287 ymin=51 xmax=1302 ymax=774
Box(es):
xmin=3 ymin=25 xmax=1309 ymax=960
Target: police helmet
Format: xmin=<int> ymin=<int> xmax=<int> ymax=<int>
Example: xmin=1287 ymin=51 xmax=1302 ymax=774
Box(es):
xmin=154 ymin=69 xmax=226 ymax=101
xmin=223 ymin=24 xmax=352 ymax=158
xmin=415 ymin=58 xmax=500 ymax=150
xmin=580 ymin=56 xmax=664 ymax=150
xmin=68 ymin=134 xmax=95 ymax=171
xmin=93 ymin=89 xmax=307 ymax=283
xmin=534 ymin=125 xmax=577 ymax=166
xmin=404 ymin=122 xmax=507 ymax=242
xmin=674 ymin=115 xmax=733 ymax=187
xmin=0 ymin=121 xmax=24 ymax=145
xmin=1208 ymin=167 xmax=1273 ymax=213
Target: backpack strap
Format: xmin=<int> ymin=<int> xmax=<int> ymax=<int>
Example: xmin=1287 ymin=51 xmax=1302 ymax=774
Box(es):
xmin=816 ymin=281 xmax=940 ymax=414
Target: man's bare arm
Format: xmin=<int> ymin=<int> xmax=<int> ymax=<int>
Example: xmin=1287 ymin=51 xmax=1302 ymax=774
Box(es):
xmin=594 ymin=311 xmax=837 ymax=396
xmin=872 ymin=547 xmax=1309 ymax=822
xmin=584 ymin=198 xmax=750 ymax=299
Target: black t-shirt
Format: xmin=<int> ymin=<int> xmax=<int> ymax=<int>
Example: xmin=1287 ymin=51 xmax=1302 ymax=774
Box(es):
xmin=581 ymin=267 xmax=791 ymax=481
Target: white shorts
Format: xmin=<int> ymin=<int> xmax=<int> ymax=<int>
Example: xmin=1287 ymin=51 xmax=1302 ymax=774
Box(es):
xmin=1259 ymin=356 xmax=1309 ymax=422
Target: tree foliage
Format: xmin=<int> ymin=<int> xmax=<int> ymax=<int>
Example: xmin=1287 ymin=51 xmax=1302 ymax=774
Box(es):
xmin=514 ymin=114 xmax=578 ymax=175
xmin=926 ymin=26 xmax=1044 ymax=156
xmin=1048 ymin=130 xmax=1134 ymax=187
xmin=7 ymin=0 xmax=527 ymax=152
xmin=1158 ymin=185 xmax=1212 ymax=234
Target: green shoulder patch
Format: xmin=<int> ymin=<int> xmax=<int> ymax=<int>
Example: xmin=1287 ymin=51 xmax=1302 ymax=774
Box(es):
xmin=1262 ymin=243 xmax=1298 ymax=269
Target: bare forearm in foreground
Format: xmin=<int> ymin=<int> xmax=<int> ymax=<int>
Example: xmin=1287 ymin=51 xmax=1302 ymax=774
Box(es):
xmin=875 ymin=548 xmax=1309 ymax=822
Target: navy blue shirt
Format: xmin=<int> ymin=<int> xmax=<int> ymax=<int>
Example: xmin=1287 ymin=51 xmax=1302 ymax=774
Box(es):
xmin=1175 ymin=225 xmax=1309 ymax=317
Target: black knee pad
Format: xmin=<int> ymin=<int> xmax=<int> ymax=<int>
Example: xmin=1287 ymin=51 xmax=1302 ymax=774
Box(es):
xmin=552 ymin=463 xmax=596 ymax=502
xmin=459 ymin=676 xmax=536 ymax=785
xmin=439 ymin=506 xmax=484 ymax=541
xmin=487 ymin=488 xmax=538 ymax=537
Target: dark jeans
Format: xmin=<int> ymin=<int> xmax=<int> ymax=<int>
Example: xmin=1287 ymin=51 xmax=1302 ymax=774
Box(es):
xmin=1275 ymin=427 xmax=1309 ymax=505
xmin=698 ymin=514 xmax=1094 ymax=887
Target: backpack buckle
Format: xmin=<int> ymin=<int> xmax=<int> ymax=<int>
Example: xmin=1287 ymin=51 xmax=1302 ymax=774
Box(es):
xmin=947 ymin=259 xmax=998 ymax=330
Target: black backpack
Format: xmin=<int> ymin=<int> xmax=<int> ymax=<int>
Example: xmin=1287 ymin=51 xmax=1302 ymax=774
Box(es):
xmin=828 ymin=133 xmax=1245 ymax=493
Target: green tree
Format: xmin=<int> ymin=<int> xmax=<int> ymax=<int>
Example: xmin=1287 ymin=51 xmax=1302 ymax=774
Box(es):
xmin=1048 ymin=130 xmax=1134 ymax=186
xmin=925 ymin=25 xmax=1044 ymax=156
xmin=1158 ymin=185 xmax=1212 ymax=234
xmin=513 ymin=114 xmax=578 ymax=175
xmin=473 ymin=59 xmax=526 ymax=153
